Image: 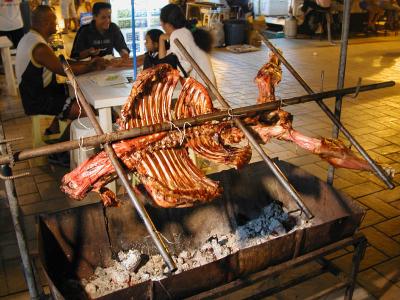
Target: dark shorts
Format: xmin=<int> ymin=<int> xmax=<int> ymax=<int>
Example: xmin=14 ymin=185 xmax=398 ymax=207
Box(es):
xmin=20 ymin=82 xmax=73 ymax=119
xmin=0 ymin=28 xmax=24 ymax=48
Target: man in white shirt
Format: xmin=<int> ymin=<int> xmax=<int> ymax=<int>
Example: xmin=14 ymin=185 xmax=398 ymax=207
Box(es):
xmin=0 ymin=0 xmax=24 ymax=47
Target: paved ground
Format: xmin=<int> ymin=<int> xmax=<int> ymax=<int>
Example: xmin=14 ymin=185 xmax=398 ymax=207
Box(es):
xmin=0 ymin=34 xmax=399 ymax=299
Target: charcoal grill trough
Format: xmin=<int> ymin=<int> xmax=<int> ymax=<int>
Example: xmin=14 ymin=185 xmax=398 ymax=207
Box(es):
xmin=38 ymin=159 xmax=365 ymax=299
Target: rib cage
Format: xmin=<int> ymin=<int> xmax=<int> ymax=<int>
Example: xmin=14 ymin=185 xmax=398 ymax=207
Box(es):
xmin=136 ymin=149 xmax=222 ymax=208
xmin=63 ymin=64 xmax=246 ymax=207
xmin=175 ymin=77 xmax=214 ymax=119
xmin=119 ymin=65 xmax=235 ymax=207
xmin=119 ymin=65 xmax=180 ymax=129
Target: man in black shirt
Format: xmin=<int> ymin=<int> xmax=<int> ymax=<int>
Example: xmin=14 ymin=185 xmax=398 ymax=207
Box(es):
xmin=71 ymin=2 xmax=130 ymax=60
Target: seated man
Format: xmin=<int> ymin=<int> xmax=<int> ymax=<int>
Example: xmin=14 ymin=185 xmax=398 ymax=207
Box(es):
xmin=16 ymin=5 xmax=106 ymax=123
xmin=70 ymin=2 xmax=130 ymax=60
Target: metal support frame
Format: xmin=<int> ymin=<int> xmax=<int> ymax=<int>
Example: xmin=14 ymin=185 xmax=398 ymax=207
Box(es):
xmin=0 ymin=125 xmax=43 ymax=300
xmin=345 ymin=236 xmax=367 ymax=299
xmin=327 ymin=0 xmax=353 ymax=184
xmin=0 ymin=81 xmax=393 ymax=166
xmin=186 ymin=233 xmax=368 ymax=299
xmin=259 ymin=33 xmax=395 ymax=189
xmin=175 ymin=39 xmax=314 ymax=220
xmin=60 ymin=56 xmax=177 ymax=272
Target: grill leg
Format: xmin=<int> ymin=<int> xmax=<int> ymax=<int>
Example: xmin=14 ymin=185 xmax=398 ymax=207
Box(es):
xmin=326 ymin=12 xmax=333 ymax=44
xmin=344 ymin=236 xmax=367 ymax=300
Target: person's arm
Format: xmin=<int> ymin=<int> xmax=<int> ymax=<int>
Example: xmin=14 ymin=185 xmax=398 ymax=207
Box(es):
xmin=168 ymin=34 xmax=192 ymax=75
xmin=158 ymin=33 xmax=169 ymax=59
xmin=136 ymin=53 xmax=145 ymax=66
xmin=79 ymin=47 xmax=101 ymax=59
xmin=33 ymin=43 xmax=106 ymax=75
xmin=112 ymin=24 xmax=130 ymax=59
xmin=119 ymin=49 xmax=129 ymax=60
xmin=71 ymin=25 xmax=99 ymax=59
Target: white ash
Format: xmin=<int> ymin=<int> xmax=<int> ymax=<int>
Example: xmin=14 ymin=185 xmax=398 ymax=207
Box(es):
xmin=82 ymin=201 xmax=305 ymax=298
xmin=118 ymin=249 xmax=141 ymax=271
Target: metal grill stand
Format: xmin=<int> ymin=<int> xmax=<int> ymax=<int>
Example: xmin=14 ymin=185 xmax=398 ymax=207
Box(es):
xmin=0 ymin=124 xmax=44 ymax=300
xmin=1 ymin=0 xmax=396 ymax=294
xmin=0 ymin=54 xmax=394 ymax=300
xmin=186 ymin=233 xmax=367 ymax=300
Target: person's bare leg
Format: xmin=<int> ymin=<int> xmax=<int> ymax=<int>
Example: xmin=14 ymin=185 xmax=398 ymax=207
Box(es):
xmin=63 ymin=18 xmax=70 ymax=33
xmin=65 ymin=100 xmax=90 ymax=120
xmin=72 ymin=17 xmax=79 ymax=31
xmin=368 ymin=10 xmax=375 ymax=27
xmin=45 ymin=117 xmax=60 ymax=135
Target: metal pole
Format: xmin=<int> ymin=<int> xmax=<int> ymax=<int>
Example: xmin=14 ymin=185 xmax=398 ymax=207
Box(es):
xmin=327 ymin=0 xmax=352 ymax=185
xmin=345 ymin=236 xmax=367 ymax=300
xmin=0 ymin=82 xmax=393 ymax=166
xmin=187 ymin=233 xmax=366 ymax=299
xmin=60 ymin=56 xmax=177 ymax=272
xmin=130 ymin=0 xmax=137 ymax=79
xmin=0 ymin=128 xmax=43 ymax=299
xmin=259 ymin=33 xmax=395 ymax=189
xmin=174 ymin=39 xmax=314 ymax=220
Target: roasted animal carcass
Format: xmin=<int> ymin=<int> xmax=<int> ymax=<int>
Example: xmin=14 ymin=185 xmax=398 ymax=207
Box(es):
xmin=62 ymin=64 xmax=251 ymax=208
xmin=250 ymin=110 xmax=373 ymax=171
xmin=61 ymin=55 xmax=381 ymax=208
xmin=251 ymin=53 xmax=374 ymax=172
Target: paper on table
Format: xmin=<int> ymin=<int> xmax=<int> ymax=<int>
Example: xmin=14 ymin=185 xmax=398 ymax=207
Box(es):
xmin=90 ymin=73 xmax=128 ymax=87
xmin=103 ymin=54 xmax=114 ymax=60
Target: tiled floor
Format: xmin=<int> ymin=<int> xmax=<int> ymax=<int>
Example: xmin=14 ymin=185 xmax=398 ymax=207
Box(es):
xmin=1 ymin=33 xmax=400 ymax=299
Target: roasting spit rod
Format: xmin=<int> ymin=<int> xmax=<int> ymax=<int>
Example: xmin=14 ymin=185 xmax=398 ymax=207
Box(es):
xmin=259 ymin=33 xmax=395 ymax=189
xmin=0 ymin=81 xmax=393 ymax=166
xmin=174 ymin=39 xmax=314 ymax=220
xmin=60 ymin=56 xmax=178 ymax=273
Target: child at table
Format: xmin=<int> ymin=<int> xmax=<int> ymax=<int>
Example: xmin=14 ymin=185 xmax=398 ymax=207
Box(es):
xmin=143 ymin=28 xmax=187 ymax=76
xmin=143 ymin=29 xmax=163 ymax=69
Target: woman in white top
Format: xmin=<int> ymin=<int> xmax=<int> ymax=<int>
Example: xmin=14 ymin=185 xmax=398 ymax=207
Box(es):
xmin=158 ymin=4 xmax=216 ymax=87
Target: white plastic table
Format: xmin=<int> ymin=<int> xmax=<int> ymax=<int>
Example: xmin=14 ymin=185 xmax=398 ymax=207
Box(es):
xmin=0 ymin=36 xmax=18 ymax=96
xmin=75 ymin=68 xmax=133 ymax=133
xmin=75 ymin=68 xmax=133 ymax=193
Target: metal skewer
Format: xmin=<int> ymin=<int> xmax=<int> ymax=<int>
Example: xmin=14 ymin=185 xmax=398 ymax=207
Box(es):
xmin=259 ymin=33 xmax=395 ymax=189
xmin=60 ymin=56 xmax=177 ymax=272
xmin=0 ymin=81 xmax=393 ymax=166
xmin=175 ymin=39 xmax=314 ymax=220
